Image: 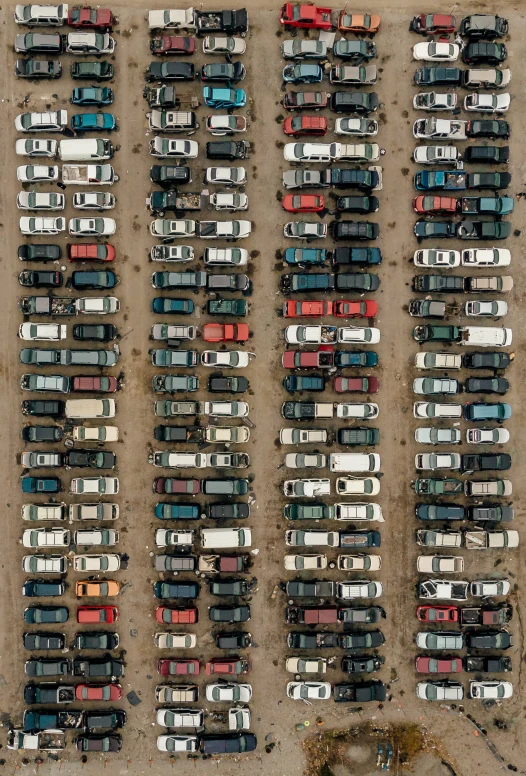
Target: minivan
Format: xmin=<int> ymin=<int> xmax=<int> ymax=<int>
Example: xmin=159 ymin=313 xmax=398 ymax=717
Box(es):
xmin=329 ymin=453 xmax=381 ymax=473
xmin=22 ymin=503 xmax=66 ymax=521
xmin=59 ymin=139 xmax=113 ymax=161
xmin=201 ymin=527 xmax=252 ymax=549
xmin=65 ymin=399 xmax=116 ymax=418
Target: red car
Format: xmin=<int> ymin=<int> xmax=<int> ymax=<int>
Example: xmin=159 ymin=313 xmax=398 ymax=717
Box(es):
xmin=282 ymin=349 xmax=334 ymax=369
xmin=202 ymin=323 xmax=250 ymax=343
xmin=334 ymin=301 xmax=378 ymax=318
xmin=75 ymin=683 xmax=122 ymax=701
xmin=205 ymin=658 xmax=251 ymax=675
xmin=283 ymin=115 xmax=328 ymax=137
xmin=150 ymin=36 xmax=195 ymax=55
xmin=157 ymin=659 xmax=200 ymax=676
xmin=415 ymin=657 xmax=462 ymax=674
xmin=155 ymin=606 xmax=199 ymax=624
xmin=283 ymin=194 xmax=325 ymax=214
xmin=334 ymin=377 xmax=379 ymax=394
xmin=283 ymin=91 xmax=328 ymax=111
xmin=77 ymin=605 xmax=119 ymax=624
xmin=72 ymin=376 xmax=118 ymax=393
xmin=283 ymin=300 xmax=333 ymax=318
xmin=416 ymin=605 xmax=459 ymax=623
xmin=279 ymin=4 xmax=333 ymax=30
xmin=410 ymin=14 xmax=456 ymax=35
xmin=68 ymin=6 xmax=114 ymax=29
xmin=412 ymin=196 xmax=458 ymax=215
xmin=153 ymin=478 xmax=201 ymax=495
xmin=68 ymin=244 xmax=115 ymax=262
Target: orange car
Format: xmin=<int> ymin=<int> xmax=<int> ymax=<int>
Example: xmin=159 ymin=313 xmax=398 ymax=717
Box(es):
xmin=338 ymin=11 xmax=380 ymax=33
xmin=76 ymin=580 xmax=120 ymax=597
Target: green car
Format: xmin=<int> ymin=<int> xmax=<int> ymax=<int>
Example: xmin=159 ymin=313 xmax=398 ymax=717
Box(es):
xmin=284 ymin=503 xmax=334 ymax=520
xmin=207 ymin=298 xmax=247 ymax=317
xmin=70 ymin=61 xmax=114 ymax=81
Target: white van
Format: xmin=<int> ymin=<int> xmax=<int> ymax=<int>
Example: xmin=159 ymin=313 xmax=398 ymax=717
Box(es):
xmin=201 ymin=527 xmax=252 ymax=549
xmin=329 ymin=453 xmax=381 ymax=473
xmin=22 ymin=503 xmax=66 ymax=521
xmin=59 ymin=139 xmax=113 ymax=161
xmin=460 ymin=327 xmax=512 ymax=347
xmin=65 ymin=399 xmax=116 ymax=418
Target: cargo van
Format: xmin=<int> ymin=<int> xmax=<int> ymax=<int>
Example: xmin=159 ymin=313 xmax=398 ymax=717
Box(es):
xmin=460 ymin=327 xmax=512 ymax=347
xmin=201 ymin=527 xmax=252 ymax=549
xmin=65 ymin=399 xmax=116 ymax=418
xmin=59 ymin=139 xmax=113 ymax=161
xmin=22 ymin=503 xmax=66 ymax=521
xmin=329 ymin=453 xmax=381 ymax=473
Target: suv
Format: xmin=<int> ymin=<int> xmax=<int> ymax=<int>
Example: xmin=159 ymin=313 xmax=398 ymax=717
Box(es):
xmin=332 ymin=222 xmax=379 ymax=241
xmin=414 ymin=67 xmax=462 ymax=86
xmin=460 ymin=15 xmax=508 ymax=39
xmin=330 ymin=92 xmax=378 ymax=114
xmin=462 ymin=42 xmax=507 ymax=66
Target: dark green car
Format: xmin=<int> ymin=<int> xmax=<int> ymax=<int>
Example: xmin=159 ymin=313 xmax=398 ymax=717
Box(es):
xmin=284 ymin=503 xmax=334 ymax=520
xmin=207 ymin=298 xmax=247 ymax=316
xmin=71 ymin=61 xmax=114 ymax=80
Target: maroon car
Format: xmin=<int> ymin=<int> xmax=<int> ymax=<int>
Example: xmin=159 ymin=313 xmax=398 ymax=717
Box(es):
xmin=150 ymin=36 xmax=196 ymax=54
xmin=334 ymin=377 xmax=379 ymax=394
xmin=410 ymin=13 xmax=456 ymax=35
xmin=283 ymin=91 xmax=328 ymax=111
xmin=68 ymin=6 xmax=114 ymax=29
xmin=157 ymin=659 xmax=200 ymax=676
xmin=415 ymin=657 xmax=462 ymax=673
xmin=282 ymin=349 xmax=335 ymax=369
xmin=153 ymin=478 xmax=201 ymax=495
xmin=72 ymin=376 xmax=118 ymax=393
xmin=205 ymin=658 xmax=251 ymax=675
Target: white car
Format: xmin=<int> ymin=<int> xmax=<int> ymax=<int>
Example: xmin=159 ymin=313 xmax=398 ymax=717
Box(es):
xmin=283 ymin=480 xmax=331 ymax=499
xmin=203 ymin=248 xmax=248 ymax=266
xmin=413 ymin=378 xmax=459 ymax=395
xmin=417 ymin=556 xmax=465 ymax=573
xmin=65 ymin=32 xmax=116 ymax=54
xmin=285 ymin=657 xmax=328 ymax=674
xmin=334 ymin=118 xmax=378 ymax=136
xmin=73 ymin=554 xmax=121 ymax=572
xmin=155 ymin=529 xmax=193 ymax=547
xmin=17 ymin=192 xmax=65 ymax=211
xmin=200 ymin=401 xmax=249 ymax=418
xmin=280 ymin=429 xmax=328 ymax=445
xmin=337 ymin=554 xmax=381 ymax=571
xmin=286 ymin=682 xmax=331 ymax=701
xmin=72 ymin=426 xmax=119 ymax=443
xmin=154 ymin=633 xmax=197 ymax=649
xmin=148 ymin=8 xmax=196 ymax=30
xmin=18 ymin=165 xmax=59 ymax=183
xmin=283 ymin=222 xmax=327 ymax=239
xmin=285 ymin=453 xmax=327 ymax=469
xmin=330 ymin=65 xmax=377 ymax=85
xmin=16 ymin=139 xmax=58 ymax=157
xmin=22 ymin=555 xmax=67 ymax=573
xmin=337 ymin=144 xmax=380 ymax=162
xmin=203 ymin=35 xmax=246 ymax=55
xmin=201 ymin=351 xmax=251 ymax=369
xmin=334 ymin=503 xmax=383 ymax=522
xmin=156 ymin=709 xmax=203 ymax=728
xmin=466 ymin=428 xmax=509 ymax=444
xmin=22 ymin=528 xmax=70 ymax=548
xmin=284 ymin=554 xmax=327 ymax=570
xmin=336 ymin=403 xmax=379 ymax=419
xmin=205 ymin=167 xmax=247 ymax=186
xmin=156 ymin=735 xmax=197 ymax=753
xmin=207 ymin=452 xmax=249 ymax=469
xmin=415 ymin=453 xmax=461 ymax=471
xmin=470 ymin=580 xmax=510 ymax=597
xmin=337 ymin=327 xmax=380 ymax=344
xmin=150 ymin=138 xmax=199 ymax=158
xmin=284 ymin=325 xmax=334 ymax=345
xmin=465 ymin=300 xmax=508 ymax=317
xmin=70 ymin=477 xmax=119 ymax=495
xmin=413 ymin=42 xmax=459 ymax=61
xmin=470 ymin=681 xmax=513 ymax=700
xmin=415 ymin=353 xmax=462 ymax=370
xmin=336 ymin=477 xmax=380 ymax=496
xmin=284 ymin=143 xmax=338 ymax=163
xmin=415 ymin=428 xmax=461 ymax=445
xmin=206 ymin=683 xmax=252 ymax=703
xmin=413 ymin=249 xmax=460 ymax=267
xmin=285 ymin=529 xmax=337 ymax=547
xmin=69 ymin=217 xmax=116 ymax=236
xmin=281 ymin=39 xmax=327 ymax=59
xmin=21 ymin=451 xmax=63 ymax=467
xmin=19 ymin=323 xmax=66 ymax=341
xmin=15 ymin=111 xmax=68 ymax=133
xmin=337 ymin=581 xmax=383 ymax=599
xmin=413 ymin=145 xmax=459 ymax=164
xmin=414 ymin=403 xmax=462 ymax=419
xmin=73 ymin=192 xmax=115 ymax=210
xmin=74 ymin=529 xmax=118 ymax=547
xmin=461 ymin=248 xmax=511 ymax=267
xmin=76 ymin=297 xmax=120 ymax=315
xmin=20 ymin=216 xmax=65 ymax=234
xmin=228 ymin=707 xmax=251 ymax=731
xmin=199 ymin=220 xmax=251 ymax=240
xmin=150 ymin=219 xmax=196 ymax=238
xmin=206 ymin=115 xmax=248 ymax=135
xmin=210 ymin=192 xmax=248 ymax=211
xmin=416 ymin=632 xmax=464 ymax=650
xmin=464 ymin=94 xmax=510 ymax=113
xmin=151 ymin=324 xmax=197 ymax=341
xmin=417 ymin=682 xmax=464 ymax=701
xmin=413 ymin=92 xmax=458 ymax=111
xmin=416 ymin=530 xmax=462 ymax=548
xmin=14 ymin=5 xmax=68 ymax=25
xmin=150 ymin=245 xmax=194 ymax=262
xmin=204 ymin=427 xmax=249 ymax=444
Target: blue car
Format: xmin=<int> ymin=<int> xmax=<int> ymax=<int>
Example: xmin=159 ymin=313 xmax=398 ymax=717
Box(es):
xmin=155 ymin=503 xmax=201 ymax=520
xmin=71 ymin=112 xmax=117 ymax=132
xmin=203 ymin=87 xmax=246 ymax=109
xmin=283 ymin=375 xmax=326 ymax=392
xmin=335 ymin=351 xmax=379 ymax=368
xmin=151 ymin=298 xmax=195 ymax=314
xmin=70 ymin=87 xmax=114 ymax=106
xmin=282 ymin=63 xmax=324 ymax=84
xmin=21 ymin=477 xmax=61 ymax=493
xmin=284 ymin=248 xmax=327 ymax=266
xmin=463 ymin=402 xmax=512 ymax=422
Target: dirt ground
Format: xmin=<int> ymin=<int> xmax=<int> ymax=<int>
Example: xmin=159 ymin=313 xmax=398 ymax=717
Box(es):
xmin=0 ymin=1 xmax=525 ymax=775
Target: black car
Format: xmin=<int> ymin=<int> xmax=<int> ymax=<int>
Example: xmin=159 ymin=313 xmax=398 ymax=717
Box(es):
xmin=463 ymin=352 xmax=511 ymax=370
xmin=84 ymin=711 xmax=127 ymax=732
xmin=19 ymin=270 xmax=63 ymax=288
xmin=206 ymin=503 xmax=250 ymax=519
xmin=73 ymin=656 xmax=124 ymax=678
xmin=23 ymin=632 xmax=65 ymax=650
xmin=206 ymin=140 xmax=250 ymax=160
xmin=466 ymin=630 xmax=512 ymax=649
xmin=336 ymin=196 xmax=379 ymax=213
xmin=464 ymin=377 xmax=509 ymax=395
xmin=209 ymin=605 xmax=251 ymax=623
xmin=15 ymin=58 xmax=62 ymax=78
xmin=332 ymin=222 xmax=379 ymax=241
xmin=338 ymin=428 xmax=380 ymax=445
xmin=462 ymin=42 xmax=507 ymax=65
xmin=200 ymin=733 xmax=256 ymax=755
xmin=333 ymin=681 xmax=386 ymax=703
xmin=338 ymin=631 xmax=385 ymax=649
xmin=23 ymin=579 xmax=66 ymax=597
xmin=283 ymin=375 xmax=325 ymax=392
xmin=335 ymin=273 xmax=380 ymax=292
xmin=339 ymin=606 xmax=384 ymax=623
xmin=22 ymin=425 xmax=63 ymax=443
xmin=24 ymin=606 xmax=68 ymax=624
xmin=76 ymin=735 xmax=122 ymax=752
xmin=332 ymin=247 xmax=382 ymax=266
xmin=287 ymin=632 xmax=339 ymax=649
xmin=460 ymin=14 xmax=508 ymax=39
xmin=466 ymin=120 xmax=510 ymax=139
xmin=154 ymin=581 xmax=200 ymax=599
xmin=466 ymin=172 xmax=511 ymax=189
xmin=25 ymin=658 xmax=70 ymax=677
xmin=341 ymin=656 xmax=383 ymax=673
xmin=22 ymin=400 xmax=65 ymax=418
xmin=64 ymin=451 xmax=116 ymax=469
xmin=208 ymin=376 xmax=249 ymax=393
xmin=415 ymin=221 xmax=456 ymax=240
xmin=72 ymin=324 xmax=117 ymax=341
xmin=416 ymin=504 xmax=465 ymax=521
xmin=333 ymin=39 xmax=376 ymax=61
xmin=201 ymin=62 xmax=245 ymax=82
xmin=464 ymin=146 xmax=509 ymax=164
xmin=146 ymin=62 xmax=196 ymax=81
xmin=466 ymin=656 xmax=511 ymax=673
xmin=150 ymin=165 xmax=191 ymax=187
xmin=413 ymin=275 xmax=466 ymax=293
xmin=18 ymin=244 xmax=61 ymax=262
xmin=71 ymin=61 xmax=114 ymax=81
xmin=414 ymin=67 xmax=462 ymax=86
xmin=215 ymin=632 xmax=252 ymax=649
xmin=330 ymin=91 xmax=378 ymax=114
xmin=72 ymin=271 xmax=118 ymax=290
xmin=467 ymin=505 xmax=513 ymax=522
xmin=461 ymin=453 xmax=511 ymax=471
xmin=74 ymin=632 xmax=120 ymax=651
xmin=209 ymin=578 xmax=251 ymax=597
xmin=154 ymin=425 xmax=199 ymax=442
xmin=330 ymin=169 xmax=380 ymax=191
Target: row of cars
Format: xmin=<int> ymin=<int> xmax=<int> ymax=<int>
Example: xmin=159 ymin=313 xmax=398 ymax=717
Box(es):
xmin=408 ymin=12 xmax=516 ymax=703
xmin=277 ymin=5 xmax=387 ymax=706
xmin=142 ymin=9 xmax=257 ymax=756
xmin=10 ymin=4 xmax=126 ymax=755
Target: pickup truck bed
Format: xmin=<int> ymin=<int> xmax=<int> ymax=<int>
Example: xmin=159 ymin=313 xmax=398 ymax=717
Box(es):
xmin=19 ymin=297 xmax=77 ymax=316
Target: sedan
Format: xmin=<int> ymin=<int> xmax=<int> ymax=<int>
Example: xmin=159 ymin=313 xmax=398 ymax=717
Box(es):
xmin=417 ymin=681 xmax=464 ymax=701
xmin=284 ymin=222 xmax=327 ymax=239
xmin=282 ymin=63 xmax=323 ymax=84
xmin=282 ymin=195 xmax=325 ymax=213
xmin=414 ymin=222 xmax=457 ymax=240
xmin=334 ymin=377 xmax=379 ymax=394
xmin=15 ymin=59 xmax=62 ymax=79
xmin=413 ymin=196 xmax=457 ymax=215
xmin=465 ymin=301 xmax=508 ymax=318
xmin=415 ymin=428 xmax=460 ymax=445
xmin=413 ymin=378 xmax=459 ymax=395
xmin=69 ymin=218 xmax=116 ymax=237
xmin=466 ymin=428 xmax=509 ymax=444
xmin=414 ymin=249 xmax=460 ymax=267
xmin=75 ymin=684 xmax=122 ymax=701
xmin=73 ymin=192 xmax=115 ymax=210
xmin=201 ymin=62 xmax=246 ymax=82
xmin=205 ymin=683 xmax=252 ymax=703
xmin=415 ymin=657 xmax=462 ymax=674
xmin=464 ymin=94 xmax=510 ymax=113
xmin=18 ymin=165 xmax=58 ymax=184
xmin=286 ymin=682 xmax=331 ymax=700
xmin=20 ymin=216 xmax=65 ymax=235
xmin=70 ymin=87 xmax=113 ymax=106
xmin=157 ymin=659 xmax=200 ymax=677
xmin=201 ymin=351 xmax=251 ymax=369
xmin=413 ymin=42 xmax=459 ymax=61
xmin=413 ymin=92 xmax=458 ymax=111
xmin=464 ymin=378 xmax=508 ymax=395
